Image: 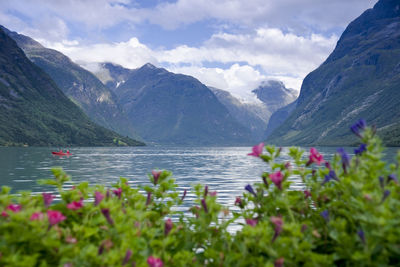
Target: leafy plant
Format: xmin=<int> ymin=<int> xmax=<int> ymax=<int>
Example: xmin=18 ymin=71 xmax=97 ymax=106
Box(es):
xmin=0 ymin=120 xmax=399 ymax=266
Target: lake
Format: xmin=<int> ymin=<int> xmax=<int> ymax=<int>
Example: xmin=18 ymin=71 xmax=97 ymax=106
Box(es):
xmin=0 ymin=146 xmax=398 ymax=209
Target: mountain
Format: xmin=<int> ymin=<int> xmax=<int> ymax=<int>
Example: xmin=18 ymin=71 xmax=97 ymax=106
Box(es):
xmin=2 ymin=26 xmax=142 ymax=141
xmin=0 ymin=28 xmax=144 ymax=146
xmin=267 ymin=0 xmax=400 ymax=146
xmin=264 ymin=100 xmax=297 ymax=138
xmin=252 ymin=80 xmax=297 ymax=113
xmin=209 ymin=87 xmax=270 ymax=141
xmin=97 ymin=63 xmax=253 ymax=145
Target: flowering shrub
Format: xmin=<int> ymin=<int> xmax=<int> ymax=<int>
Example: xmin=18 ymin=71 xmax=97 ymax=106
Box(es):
xmin=0 ymin=120 xmax=399 ymax=266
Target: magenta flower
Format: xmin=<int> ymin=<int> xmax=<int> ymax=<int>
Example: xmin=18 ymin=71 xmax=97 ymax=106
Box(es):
xmin=307 ymin=147 xmax=324 ymax=166
xmin=245 ymin=218 xmax=258 ymax=227
xmin=7 ymin=204 xmax=21 ymax=213
xmin=165 ymin=218 xmax=173 ymax=235
xmin=247 ymin=142 xmax=264 ymax=157
xmin=304 ymin=190 xmax=312 ymax=199
xmin=94 ymin=191 xmax=105 ymax=206
xmin=47 ymin=210 xmax=66 ymax=226
xmin=30 ymin=212 xmax=44 ymax=221
xmin=210 ymin=191 xmax=217 ymax=197
xmin=271 ymin=216 xmax=284 ymax=242
xmin=42 ymin=193 xmax=54 ymax=208
xmin=101 ymin=208 xmax=114 ymax=225
xmin=235 ymin=197 xmax=244 ymax=208
xmin=147 ymin=256 xmax=163 ymax=267
xmin=151 ymin=170 xmax=162 ymax=185
xmin=113 ymin=188 xmax=122 ymax=199
xmin=122 ymin=249 xmax=132 ymax=265
xmin=274 ymin=257 xmax=284 ymax=267
xmin=1 ymin=211 xmax=9 ymax=217
xmin=269 ymin=171 xmax=284 ymax=190
xmin=67 ymin=199 xmax=84 ymax=210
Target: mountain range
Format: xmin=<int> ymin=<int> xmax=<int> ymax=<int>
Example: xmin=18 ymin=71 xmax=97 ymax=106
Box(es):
xmin=267 ymin=0 xmax=400 ymax=146
xmin=0 ymin=27 xmax=144 ymax=147
xmin=1 ymin=26 xmax=142 ymax=142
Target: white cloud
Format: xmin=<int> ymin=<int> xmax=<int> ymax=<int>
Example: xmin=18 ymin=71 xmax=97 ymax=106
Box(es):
xmin=37 ymin=26 xmax=336 ymax=102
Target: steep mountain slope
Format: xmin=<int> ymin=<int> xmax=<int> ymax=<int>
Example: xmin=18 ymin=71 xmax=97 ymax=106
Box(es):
xmin=2 ymin=26 xmax=141 ymax=141
xmin=99 ymin=63 xmax=253 ymax=145
xmin=264 ymin=100 xmax=297 ymax=138
xmin=0 ymin=28 xmax=144 ymax=146
xmin=268 ymin=0 xmax=400 ymax=146
xmin=209 ymin=87 xmax=270 ymax=141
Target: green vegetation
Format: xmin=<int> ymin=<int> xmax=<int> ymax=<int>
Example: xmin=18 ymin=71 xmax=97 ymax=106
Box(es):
xmin=1 ymin=122 xmax=399 ymax=266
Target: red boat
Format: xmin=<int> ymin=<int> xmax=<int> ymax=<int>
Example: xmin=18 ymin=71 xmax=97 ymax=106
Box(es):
xmin=51 ymin=150 xmax=72 ymax=156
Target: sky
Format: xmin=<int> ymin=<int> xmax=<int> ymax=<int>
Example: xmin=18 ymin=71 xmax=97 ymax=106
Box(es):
xmin=0 ymin=0 xmax=377 ymax=102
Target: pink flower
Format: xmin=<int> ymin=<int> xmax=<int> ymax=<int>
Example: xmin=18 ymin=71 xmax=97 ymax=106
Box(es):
xmin=113 ymin=188 xmax=122 ymax=199
xmin=30 ymin=212 xmax=44 ymax=221
xmin=42 ymin=193 xmax=54 ymax=208
xmin=245 ymin=218 xmax=258 ymax=227
xmin=271 ymin=216 xmax=284 ymax=242
xmin=7 ymin=204 xmax=21 ymax=213
xmin=47 ymin=210 xmax=66 ymax=226
xmin=164 ymin=218 xmax=173 ymax=235
xmin=151 ymin=170 xmax=162 ymax=185
xmin=247 ymin=142 xmax=264 ymax=157
xmin=67 ymin=199 xmax=84 ymax=210
xmin=94 ymin=191 xmax=105 ymax=206
xmin=307 ymin=148 xmax=324 ymax=165
xmin=1 ymin=211 xmax=8 ymax=217
xmin=147 ymin=256 xmax=163 ymax=267
xmin=269 ymin=171 xmax=284 ymax=190
xmin=209 ymin=191 xmax=217 ymax=197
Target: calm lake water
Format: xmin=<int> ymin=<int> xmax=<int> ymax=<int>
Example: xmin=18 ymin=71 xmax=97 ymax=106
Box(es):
xmin=0 ymin=146 xmax=398 ymax=209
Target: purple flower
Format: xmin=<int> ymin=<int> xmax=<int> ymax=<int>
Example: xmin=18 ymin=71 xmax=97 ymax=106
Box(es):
xmin=304 ymin=190 xmax=312 ymax=199
xmin=94 ymin=191 xmax=105 ymax=206
xmin=122 ymin=249 xmax=132 ymax=265
xmin=101 ymin=208 xmax=114 ymax=225
xmin=320 ymin=210 xmax=329 ymax=222
xmin=379 ymin=176 xmax=385 ymax=189
xmin=201 ymin=199 xmax=208 ymax=213
xmin=337 ymin=148 xmax=350 ymax=172
xmin=146 ymin=192 xmax=152 ymax=206
xmin=387 ymin=174 xmax=398 ymax=184
xmin=164 ymin=218 xmax=173 ymax=235
xmin=181 ymin=189 xmax=187 ymax=201
xmin=245 ymin=184 xmax=256 ymax=197
xmin=42 ymin=193 xmax=54 ymax=208
xmin=204 ymin=185 xmax=208 ymax=197
xmin=151 ymin=170 xmax=162 ymax=185
xmin=354 ymin=143 xmax=367 ymax=155
xmin=30 ymin=212 xmax=44 ymax=221
xmin=381 ymin=190 xmax=390 ymax=203
xmin=147 ymin=256 xmax=163 ymax=267
xmin=235 ymin=197 xmax=244 ymax=208
xmin=245 ymin=218 xmax=258 ymax=227
xmin=357 ymin=230 xmax=366 ymax=244
xmin=113 ymin=188 xmax=122 ymax=199
xmin=322 ymin=170 xmax=339 ymax=185
xmin=247 ymin=142 xmax=264 ymax=157
xmin=350 ymin=119 xmax=367 ymax=138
